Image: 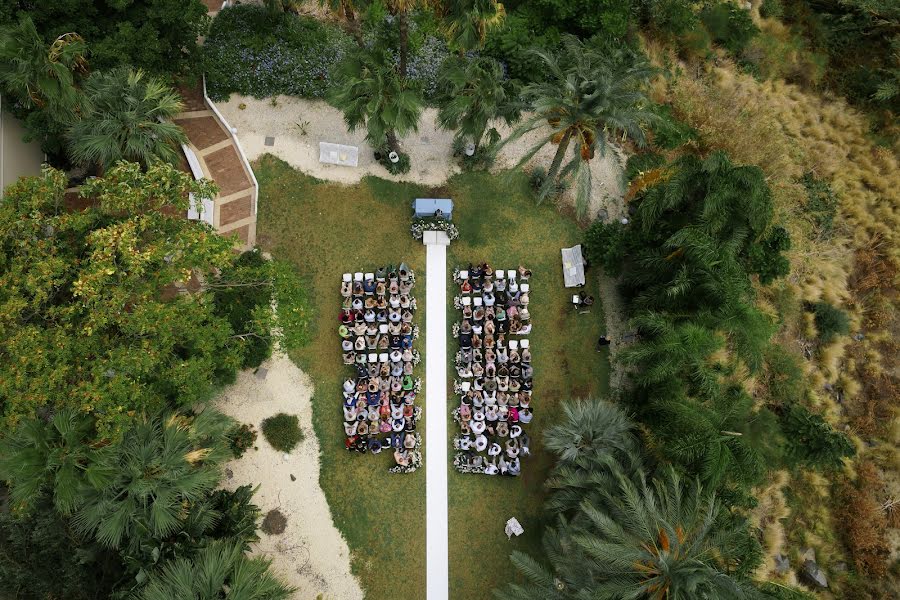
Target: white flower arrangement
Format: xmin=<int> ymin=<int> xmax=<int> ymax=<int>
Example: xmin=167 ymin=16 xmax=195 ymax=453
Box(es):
xmin=410 ymin=218 xmax=460 ymax=241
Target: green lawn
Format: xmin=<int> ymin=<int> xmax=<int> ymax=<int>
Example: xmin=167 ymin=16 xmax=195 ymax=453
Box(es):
xmin=254 ymin=155 xmax=610 ymax=599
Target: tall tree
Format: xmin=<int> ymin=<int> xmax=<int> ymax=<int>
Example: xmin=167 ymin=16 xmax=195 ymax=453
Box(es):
xmin=436 ymin=55 xmax=519 ymax=152
xmin=0 ymin=162 xmax=243 ymax=438
xmin=136 ymin=540 xmax=293 ymax=600
xmin=495 ymin=35 xmax=657 ymax=215
xmin=68 ymin=67 xmax=186 ymax=171
xmin=329 ymin=42 xmax=423 ymax=155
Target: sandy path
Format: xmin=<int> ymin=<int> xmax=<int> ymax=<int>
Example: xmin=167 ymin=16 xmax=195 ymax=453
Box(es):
xmin=217 ymin=95 xmax=625 ymax=221
xmin=215 ymin=353 xmax=364 ymax=600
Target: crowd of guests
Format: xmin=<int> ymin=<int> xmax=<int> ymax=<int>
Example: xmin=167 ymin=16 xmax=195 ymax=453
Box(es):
xmin=451 ymin=264 xmax=534 ymax=476
xmin=339 ymin=265 xmax=422 ymax=473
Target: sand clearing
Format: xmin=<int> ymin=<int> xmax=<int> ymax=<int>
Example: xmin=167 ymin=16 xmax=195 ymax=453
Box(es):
xmin=217 ymin=95 xmax=625 ymax=221
xmin=215 ymin=353 xmax=364 ymax=600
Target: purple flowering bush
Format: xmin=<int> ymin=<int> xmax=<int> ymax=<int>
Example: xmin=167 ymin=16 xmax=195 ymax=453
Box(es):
xmin=205 ymin=5 xmax=453 ymax=104
xmin=204 ymin=5 xmax=354 ymax=102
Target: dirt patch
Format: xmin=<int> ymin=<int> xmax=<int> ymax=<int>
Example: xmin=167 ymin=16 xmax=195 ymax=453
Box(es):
xmin=262 ymin=509 xmax=288 ymax=535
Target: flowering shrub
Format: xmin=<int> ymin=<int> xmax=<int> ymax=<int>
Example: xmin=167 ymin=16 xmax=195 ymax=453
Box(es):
xmin=205 ymin=6 xmax=451 ymax=104
xmin=410 ymin=218 xmax=460 ymax=241
xmin=406 ymin=35 xmax=452 ymax=100
xmin=204 ymin=5 xmax=354 ymax=101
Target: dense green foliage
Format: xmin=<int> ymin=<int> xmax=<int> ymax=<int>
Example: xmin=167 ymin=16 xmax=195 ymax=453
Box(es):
xmin=780 ymin=403 xmax=855 ymax=468
xmin=0 ymin=0 xmax=208 ymax=76
xmin=0 ymin=499 xmax=125 ymax=600
xmin=496 ymin=399 xmax=764 ymax=599
xmin=68 ymin=67 xmax=187 ymax=171
xmin=0 ymin=15 xmax=88 ymax=160
xmin=782 ymin=0 xmax=900 ymax=114
xmin=135 ymin=539 xmax=293 ymax=600
xmin=261 ymin=413 xmax=303 ymax=453
xmin=700 ymin=1 xmax=759 ymax=55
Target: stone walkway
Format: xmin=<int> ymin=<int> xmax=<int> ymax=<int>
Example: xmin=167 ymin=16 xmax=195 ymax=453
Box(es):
xmin=423 ymin=231 xmax=450 ymax=600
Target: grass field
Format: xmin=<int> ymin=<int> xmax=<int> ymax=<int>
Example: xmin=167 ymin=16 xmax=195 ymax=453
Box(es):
xmin=253 ymin=155 xmax=610 ymax=599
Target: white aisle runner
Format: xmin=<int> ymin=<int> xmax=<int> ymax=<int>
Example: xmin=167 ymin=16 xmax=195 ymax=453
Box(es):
xmin=423 ymin=230 xmax=450 ymax=600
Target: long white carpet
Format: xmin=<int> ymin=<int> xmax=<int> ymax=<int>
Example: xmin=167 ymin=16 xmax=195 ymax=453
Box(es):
xmin=424 ymin=231 xmax=450 ymax=600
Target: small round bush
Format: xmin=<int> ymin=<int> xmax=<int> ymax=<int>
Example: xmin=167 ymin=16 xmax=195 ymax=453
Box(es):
xmin=261 ymin=509 xmax=287 ymax=535
xmin=810 ymin=301 xmax=850 ymax=342
xmin=228 ymin=423 xmax=258 ymax=458
xmin=261 ymin=413 xmax=303 ymax=452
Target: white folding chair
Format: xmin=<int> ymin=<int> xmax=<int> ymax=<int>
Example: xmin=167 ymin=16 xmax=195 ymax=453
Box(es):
xmin=461 ymin=381 xmax=471 ymax=392
xmin=459 ymin=270 xmax=469 ymax=279
xmin=495 ymin=270 xmax=505 ymax=279
xmin=473 ymin=296 xmax=483 ymax=307
xmin=342 ymin=273 xmax=352 ymax=282
xmin=365 ymin=272 xmax=374 ymax=281
xmin=521 ymin=283 xmax=529 ymax=293
xmin=461 ymin=296 xmax=472 ymax=306
xmin=520 ymin=339 xmax=530 ymax=349
xmin=379 ymin=352 xmax=389 ymax=363
xmin=509 ymin=340 xmax=519 ymax=350
xmin=354 ymin=272 xmax=364 ymax=282
xmin=507 ymin=269 xmax=516 ymax=280
xmin=368 ymin=353 xmax=378 ymax=363
xmin=379 ymin=324 xmax=389 ymax=334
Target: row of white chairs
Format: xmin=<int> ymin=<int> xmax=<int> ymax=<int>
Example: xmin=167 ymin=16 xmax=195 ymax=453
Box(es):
xmin=342 ymin=272 xmax=373 ymax=282
xmin=460 ymin=285 xmax=529 ymax=306
xmin=459 ymin=269 xmax=519 ymax=280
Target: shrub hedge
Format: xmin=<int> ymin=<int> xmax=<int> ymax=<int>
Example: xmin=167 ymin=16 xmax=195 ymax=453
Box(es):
xmin=261 ymin=413 xmax=303 ymax=453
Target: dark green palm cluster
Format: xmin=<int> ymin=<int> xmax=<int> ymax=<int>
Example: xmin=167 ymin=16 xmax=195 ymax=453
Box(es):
xmin=496 ymin=399 xmax=767 ymax=600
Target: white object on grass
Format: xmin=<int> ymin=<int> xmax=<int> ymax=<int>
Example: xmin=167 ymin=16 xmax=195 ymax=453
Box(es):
xmin=505 ymin=517 xmax=524 ymax=539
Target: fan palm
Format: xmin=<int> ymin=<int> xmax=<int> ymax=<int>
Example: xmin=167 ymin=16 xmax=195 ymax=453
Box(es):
xmin=436 ymin=56 xmax=519 ymax=151
xmin=72 ymin=410 xmax=233 ymax=551
xmin=68 ymin=67 xmax=186 ymax=171
xmin=0 ymin=15 xmax=87 ymax=119
xmin=497 ymin=464 xmax=764 ymax=600
xmin=444 ymin=0 xmax=506 ymax=52
xmin=494 ymin=35 xmax=656 ymax=216
xmin=0 ymin=409 xmax=95 ymax=514
xmin=329 ymin=42 xmax=423 ymax=154
xmin=136 ymin=539 xmax=293 ymax=600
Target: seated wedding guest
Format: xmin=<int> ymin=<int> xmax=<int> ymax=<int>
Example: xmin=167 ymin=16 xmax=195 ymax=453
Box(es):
xmin=519 ymin=408 xmax=533 ymax=424
xmin=484 ymin=459 xmax=499 ymax=475
xmin=507 ymin=456 xmax=521 ymax=476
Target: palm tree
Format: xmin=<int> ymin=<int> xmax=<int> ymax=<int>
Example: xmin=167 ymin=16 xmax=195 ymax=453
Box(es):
xmin=73 ymin=410 xmax=233 ymax=551
xmin=385 ymin=0 xmax=434 ymax=79
xmin=136 ymin=540 xmax=293 ymax=600
xmin=436 ymin=56 xmax=519 ymax=152
xmin=495 ymin=35 xmax=657 ymax=216
xmin=329 ymin=42 xmax=423 ymax=155
xmin=541 ymin=398 xmax=644 ymax=515
xmin=68 ymin=67 xmax=186 ymax=171
xmin=444 ymin=0 xmax=506 ymax=52
xmin=0 ymin=409 xmax=95 ymax=515
xmin=497 ymin=462 xmax=764 ymax=600
xmin=0 ymin=15 xmax=87 ymax=118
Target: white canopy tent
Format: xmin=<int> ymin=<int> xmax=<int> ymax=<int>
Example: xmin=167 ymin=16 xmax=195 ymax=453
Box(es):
xmin=561 ymin=245 xmax=586 ymax=287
